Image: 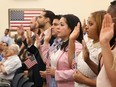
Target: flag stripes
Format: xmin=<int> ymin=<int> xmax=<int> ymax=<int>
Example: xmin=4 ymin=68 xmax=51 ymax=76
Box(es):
xmin=9 ymin=9 xmax=44 ymax=30
xmin=24 ymin=55 xmax=38 ymax=69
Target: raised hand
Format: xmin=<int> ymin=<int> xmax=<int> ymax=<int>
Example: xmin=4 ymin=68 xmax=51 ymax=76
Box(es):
xmin=69 ymin=22 xmax=80 ymax=40
xmin=82 ymin=19 xmax=87 ymax=34
xmin=68 ymin=22 xmax=80 ymax=68
xmin=100 ymin=13 xmax=114 ymax=44
xmin=19 ymin=25 xmax=25 ymax=36
xmin=26 ymin=30 xmax=33 ymax=46
xmin=44 ymin=28 xmax=52 ymax=44
xmin=82 ymin=40 xmax=90 ymax=63
xmin=26 ymin=30 xmax=32 ymax=38
xmin=35 ymin=33 xmax=44 ymax=48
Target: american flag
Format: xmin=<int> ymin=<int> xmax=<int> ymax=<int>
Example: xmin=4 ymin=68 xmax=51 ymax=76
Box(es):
xmin=24 ymin=54 xmax=38 ymax=69
xmin=9 ymin=9 xmax=44 ymax=30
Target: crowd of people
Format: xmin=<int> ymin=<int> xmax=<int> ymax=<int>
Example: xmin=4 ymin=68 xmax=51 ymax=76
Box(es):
xmin=0 ymin=0 xmax=116 ymax=87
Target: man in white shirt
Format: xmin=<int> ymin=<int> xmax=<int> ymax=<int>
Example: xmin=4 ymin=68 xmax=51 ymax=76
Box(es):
xmin=0 ymin=44 xmax=22 ymax=84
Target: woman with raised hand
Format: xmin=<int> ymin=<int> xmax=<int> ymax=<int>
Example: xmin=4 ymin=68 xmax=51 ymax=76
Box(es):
xmin=39 ymin=14 xmax=83 ymax=87
xmin=68 ymin=10 xmax=106 ymax=87
xmin=51 ymin=14 xmax=83 ymax=87
xmin=97 ymin=1 xmax=116 ymax=87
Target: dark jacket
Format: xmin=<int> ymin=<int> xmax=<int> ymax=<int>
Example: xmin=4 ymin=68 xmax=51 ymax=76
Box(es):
xmin=22 ymin=39 xmax=46 ymax=87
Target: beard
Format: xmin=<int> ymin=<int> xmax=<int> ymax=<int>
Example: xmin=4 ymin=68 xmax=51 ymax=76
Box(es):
xmin=38 ymin=23 xmax=45 ymax=29
xmin=30 ymin=27 xmax=35 ymax=31
xmin=30 ymin=24 xmax=38 ymax=31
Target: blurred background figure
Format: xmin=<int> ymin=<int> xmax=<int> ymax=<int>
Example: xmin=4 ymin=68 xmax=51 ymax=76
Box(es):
xmin=0 ymin=42 xmax=4 ymax=61
xmin=1 ymin=29 xmax=13 ymax=46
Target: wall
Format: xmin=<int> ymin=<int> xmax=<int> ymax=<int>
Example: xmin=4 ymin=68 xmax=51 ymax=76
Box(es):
xmin=0 ymin=0 xmax=111 ymax=38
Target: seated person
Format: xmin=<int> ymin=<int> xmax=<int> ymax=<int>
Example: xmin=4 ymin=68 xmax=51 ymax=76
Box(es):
xmin=0 ymin=44 xmax=22 ymax=84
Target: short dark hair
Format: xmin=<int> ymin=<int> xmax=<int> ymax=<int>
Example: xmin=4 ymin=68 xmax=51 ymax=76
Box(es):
xmin=3 ymin=42 xmax=8 ymax=46
xmin=54 ymin=15 xmax=62 ymax=20
xmin=6 ymin=29 xmax=10 ymax=32
xmin=44 ymin=10 xmax=55 ymax=25
xmin=108 ymin=0 xmax=116 ymax=15
xmin=111 ymin=0 xmax=116 ymax=5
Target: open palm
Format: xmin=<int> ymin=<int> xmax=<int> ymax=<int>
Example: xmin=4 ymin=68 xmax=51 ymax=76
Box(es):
xmin=100 ymin=14 xmax=114 ymax=44
xmin=19 ymin=25 xmax=24 ymax=36
xmin=44 ymin=28 xmax=52 ymax=43
xmin=36 ymin=33 xmax=44 ymax=48
xmin=69 ymin=22 xmax=80 ymax=40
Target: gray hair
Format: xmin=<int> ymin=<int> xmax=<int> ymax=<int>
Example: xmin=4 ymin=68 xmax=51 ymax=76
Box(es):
xmin=9 ymin=44 xmax=20 ymax=55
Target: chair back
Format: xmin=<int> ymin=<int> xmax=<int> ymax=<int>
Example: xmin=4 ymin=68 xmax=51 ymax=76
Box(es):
xmin=17 ymin=77 xmax=29 ymax=87
xmin=23 ymin=82 xmax=34 ymax=87
xmin=11 ymin=73 xmax=24 ymax=87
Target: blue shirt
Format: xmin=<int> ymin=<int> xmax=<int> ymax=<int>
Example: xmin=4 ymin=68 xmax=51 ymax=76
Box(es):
xmin=1 ymin=35 xmax=13 ymax=46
